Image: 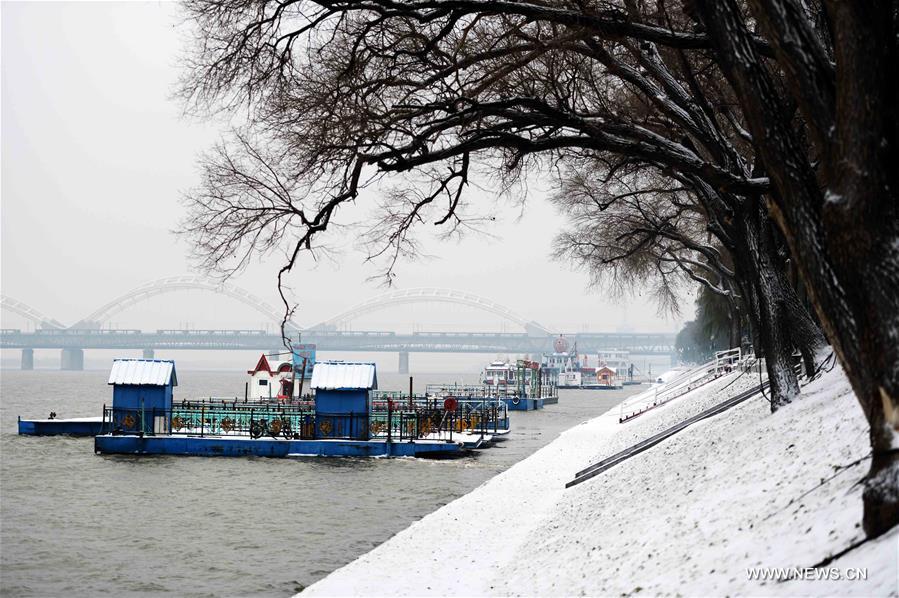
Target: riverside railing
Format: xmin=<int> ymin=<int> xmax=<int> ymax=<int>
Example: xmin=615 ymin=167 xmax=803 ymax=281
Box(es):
xmin=617 ymin=349 xmax=752 ymax=423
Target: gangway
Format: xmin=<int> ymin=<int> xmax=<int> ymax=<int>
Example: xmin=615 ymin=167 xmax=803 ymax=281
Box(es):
xmin=618 ymin=349 xmax=749 ymax=423
xmin=568 ymin=354 xmax=814 ymax=489
xmin=567 ymin=378 xmax=770 ymax=489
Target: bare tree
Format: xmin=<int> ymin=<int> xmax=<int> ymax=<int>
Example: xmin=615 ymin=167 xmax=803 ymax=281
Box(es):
xmin=552 ymin=162 xmax=824 ymax=405
xmin=552 ymin=167 xmax=739 ymax=319
xmin=178 ymin=0 xmax=898 ymax=537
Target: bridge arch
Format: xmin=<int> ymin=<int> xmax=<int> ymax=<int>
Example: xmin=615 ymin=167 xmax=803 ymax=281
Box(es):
xmin=75 ymin=276 xmax=299 ymax=330
xmin=0 ymin=295 xmax=64 ymax=329
xmin=310 ymin=288 xmax=551 ymax=336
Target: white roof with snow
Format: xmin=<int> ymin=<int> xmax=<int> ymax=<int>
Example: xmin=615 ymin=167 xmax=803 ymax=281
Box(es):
xmin=107 ymin=359 xmax=177 ymax=386
xmin=311 ymin=361 xmax=377 ymax=390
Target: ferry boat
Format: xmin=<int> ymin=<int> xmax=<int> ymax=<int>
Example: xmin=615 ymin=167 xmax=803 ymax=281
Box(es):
xmin=540 ymin=337 xmax=632 ymax=390
xmin=92 ymin=358 xmax=466 ymax=458
xmin=18 ymin=351 xmax=527 ymax=454
xmin=480 ymin=358 xmax=558 ymax=410
xmin=598 ymin=349 xmax=634 ymax=384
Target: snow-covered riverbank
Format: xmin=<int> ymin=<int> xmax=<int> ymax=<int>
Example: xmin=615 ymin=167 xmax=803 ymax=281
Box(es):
xmin=302 ymin=366 xmax=897 ymax=596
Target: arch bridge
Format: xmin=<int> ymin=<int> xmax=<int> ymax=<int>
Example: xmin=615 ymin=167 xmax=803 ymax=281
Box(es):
xmin=73 ymin=276 xmax=300 ymax=331
xmin=310 ymin=287 xmax=551 ymax=337
xmin=1 ymin=280 xmax=676 ymax=371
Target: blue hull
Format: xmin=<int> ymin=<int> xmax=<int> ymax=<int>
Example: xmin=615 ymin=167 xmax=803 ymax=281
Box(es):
xmin=502 ymin=398 xmax=544 ymax=411
xmin=94 ymin=435 xmax=463 ymax=458
xmin=18 ymin=417 xmax=104 ymax=436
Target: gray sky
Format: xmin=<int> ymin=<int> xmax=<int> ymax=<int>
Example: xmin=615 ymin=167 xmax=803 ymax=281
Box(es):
xmin=1 ymin=1 xmax=688 ymax=344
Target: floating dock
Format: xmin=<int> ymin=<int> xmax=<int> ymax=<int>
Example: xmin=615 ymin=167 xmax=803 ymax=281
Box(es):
xmin=18 ymin=416 xmax=104 ymax=436
xmin=94 ymin=435 xmax=462 ymax=458
xmin=19 ymin=354 xmax=531 ymax=459
xmin=92 ymin=359 xmax=467 ymax=459
xmin=503 ymin=396 xmax=544 ymax=410
xmin=556 ymin=384 xmax=623 ymax=390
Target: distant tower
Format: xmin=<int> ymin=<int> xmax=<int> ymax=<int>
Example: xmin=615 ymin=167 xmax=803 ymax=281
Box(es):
xmin=553 ymin=335 xmax=570 ymax=354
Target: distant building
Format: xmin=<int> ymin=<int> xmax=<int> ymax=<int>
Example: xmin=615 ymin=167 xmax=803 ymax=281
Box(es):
xmin=596 ymin=366 xmax=616 ymax=386
xmin=247 ymin=353 xmax=310 ymax=400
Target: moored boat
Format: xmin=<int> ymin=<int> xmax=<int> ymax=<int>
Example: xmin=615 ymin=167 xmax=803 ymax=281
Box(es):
xmin=17 ymin=415 xmax=104 ymax=436
xmin=480 ymin=358 xmax=558 ymax=410
xmin=93 ymin=358 xmax=465 ymax=458
xmin=540 ymin=336 xmax=636 ymax=390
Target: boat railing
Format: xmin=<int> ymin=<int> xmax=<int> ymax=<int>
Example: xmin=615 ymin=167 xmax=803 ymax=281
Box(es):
xmin=423 ymin=384 xmax=491 ymax=398
xmin=421 ymin=383 xmax=556 ymax=401
xmin=370 ymin=400 xmax=509 ymax=436
xmin=101 ymin=404 xmax=316 ymax=439
xmin=100 ymin=400 xmax=509 ymax=442
xmin=176 ymin=397 xmax=317 ymax=408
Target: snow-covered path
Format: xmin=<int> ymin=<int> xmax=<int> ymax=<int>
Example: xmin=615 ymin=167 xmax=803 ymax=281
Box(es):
xmin=302 ymin=367 xmax=897 ymax=596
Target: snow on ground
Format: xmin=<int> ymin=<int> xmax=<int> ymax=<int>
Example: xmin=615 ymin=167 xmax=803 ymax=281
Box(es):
xmin=302 ymin=366 xmax=898 ymax=597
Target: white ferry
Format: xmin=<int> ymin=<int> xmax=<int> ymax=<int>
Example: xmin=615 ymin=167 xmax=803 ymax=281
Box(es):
xmin=541 ymin=337 xmax=631 ymax=389
xmin=480 ymin=359 xmax=558 ymax=410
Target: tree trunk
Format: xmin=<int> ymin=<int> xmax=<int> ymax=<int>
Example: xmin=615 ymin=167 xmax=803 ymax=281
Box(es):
xmin=732 ymin=196 xmax=801 ymax=410
xmin=818 ymin=0 xmax=899 ymax=538
xmin=729 ymin=305 xmax=741 ymax=350
xmin=695 ymin=0 xmax=899 ymax=537
xmin=763 ymin=203 xmax=827 ymax=377
xmin=784 ymin=284 xmax=824 ymax=378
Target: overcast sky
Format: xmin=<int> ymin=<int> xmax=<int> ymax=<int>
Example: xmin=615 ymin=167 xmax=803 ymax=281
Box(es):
xmin=1 ymin=1 xmax=690 ymax=342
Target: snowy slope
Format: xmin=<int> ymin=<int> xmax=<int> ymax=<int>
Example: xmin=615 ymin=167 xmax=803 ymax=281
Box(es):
xmin=302 ymin=367 xmax=898 ymax=597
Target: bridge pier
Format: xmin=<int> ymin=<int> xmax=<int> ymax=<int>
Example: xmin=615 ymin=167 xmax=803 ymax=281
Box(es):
xmin=61 ymin=348 xmax=84 ymax=371
xmin=398 ymin=351 xmax=409 ymax=375
xmin=142 ymin=348 xmax=155 ymax=359
xmin=21 ymin=348 xmax=34 ymax=370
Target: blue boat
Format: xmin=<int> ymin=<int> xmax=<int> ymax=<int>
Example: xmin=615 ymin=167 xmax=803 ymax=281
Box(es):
xmin=94 ymin=435 xmax=461 ymax=458
xmin=18 ymin=416 xmax=104 ymax=436
xmin=93 ymin=359 xmax=464 ymax=458
xmin=504 ymin=396 xmax=545 ymax=410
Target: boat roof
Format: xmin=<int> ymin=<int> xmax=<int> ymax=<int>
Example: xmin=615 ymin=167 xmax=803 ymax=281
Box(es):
xmin=311 ymin=361 xmax=378 ymax=390
xmin=108 ymin=359 xmax=177 ymax=386
xmin=248 ymin=353 xmax=274 ymax=375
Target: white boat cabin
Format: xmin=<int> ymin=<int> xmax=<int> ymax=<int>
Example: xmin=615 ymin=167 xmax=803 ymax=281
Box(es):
xmin=482 ymin=360 xmax=544 ymax=386
xmin=482 ymin=360 xmax=516 ymax=386
xmin=598 ymin=350 xmax=632 ymax=380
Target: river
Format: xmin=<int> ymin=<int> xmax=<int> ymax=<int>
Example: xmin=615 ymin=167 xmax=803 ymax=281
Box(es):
xmin=0 ymin=369 xmax=642 ymax=596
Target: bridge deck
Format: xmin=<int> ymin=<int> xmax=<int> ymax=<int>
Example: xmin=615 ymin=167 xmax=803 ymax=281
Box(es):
xmin=1 ymin=329 xmax=676 ymax=354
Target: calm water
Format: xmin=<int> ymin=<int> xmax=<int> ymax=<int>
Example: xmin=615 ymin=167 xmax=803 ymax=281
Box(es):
xmin=0 ymin=369 xmax=641 ymax=597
